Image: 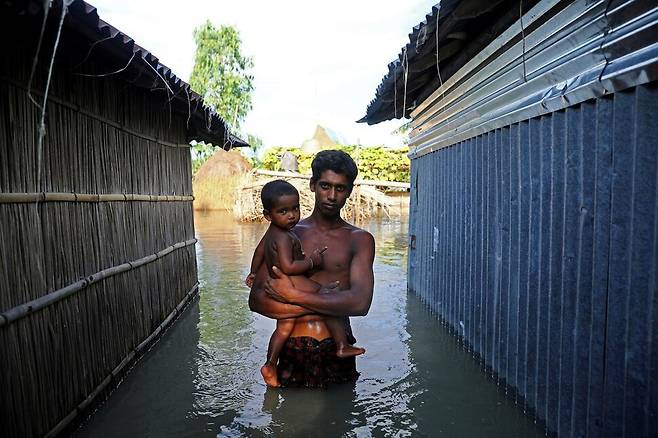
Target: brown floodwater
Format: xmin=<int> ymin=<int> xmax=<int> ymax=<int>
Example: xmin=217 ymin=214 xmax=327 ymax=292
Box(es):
xmin=74 ymin=211 xmax=544 ymax=437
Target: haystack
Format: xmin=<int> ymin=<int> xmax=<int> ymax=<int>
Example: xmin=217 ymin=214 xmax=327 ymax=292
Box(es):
xmin=193 ymin=149 xmax=253 ymax=210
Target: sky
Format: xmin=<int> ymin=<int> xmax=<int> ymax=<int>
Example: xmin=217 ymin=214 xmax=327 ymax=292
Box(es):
xmin=89 ymin=0 xmax=436 ymax=148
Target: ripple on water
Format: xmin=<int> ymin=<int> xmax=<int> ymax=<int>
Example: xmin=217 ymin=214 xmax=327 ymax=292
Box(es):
xmin=74 ymin=213 xmax=543 ymax=438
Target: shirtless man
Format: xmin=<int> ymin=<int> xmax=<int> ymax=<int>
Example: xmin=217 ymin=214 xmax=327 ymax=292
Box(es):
xmin=248 ymin=150 xmax=375 ymax=388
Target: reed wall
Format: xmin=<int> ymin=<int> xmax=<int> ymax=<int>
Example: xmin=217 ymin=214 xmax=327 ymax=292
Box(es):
xmin=0 ymin=27 xmax=198 ymax=437
xmin=408 ymin=83 xmax=658 ymax=437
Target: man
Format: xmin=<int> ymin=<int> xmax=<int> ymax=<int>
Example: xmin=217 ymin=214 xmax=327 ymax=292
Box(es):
xmin=249 ymin=150 xmax=375 ymax=388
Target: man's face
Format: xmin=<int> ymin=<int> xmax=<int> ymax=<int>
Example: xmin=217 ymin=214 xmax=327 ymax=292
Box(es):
xmin=310 ymin=170 xmax=351 ymax=216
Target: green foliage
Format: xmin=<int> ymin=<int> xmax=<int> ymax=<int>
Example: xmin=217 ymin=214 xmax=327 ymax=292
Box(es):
xmin=189 ymin=21 xmax=255 ymax=176
xmin=391 ymin=121 xmax=412 ymax=145
xmin=245 ymin=134 xmax=264 ymax=167
xmin=355 ymin=147 xmax=410 ymax=182
xmin=191 ymin=141 xmax=216 ymax=176
xmin=189 ymin=21 xmax=254 ymax=131
xmin=261 ymin=146 xmax=410 ymax=182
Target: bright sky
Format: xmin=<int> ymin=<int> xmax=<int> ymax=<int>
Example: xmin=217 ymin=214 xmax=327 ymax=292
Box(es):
xmin=90 ymin=0 xmax=435 ymax=148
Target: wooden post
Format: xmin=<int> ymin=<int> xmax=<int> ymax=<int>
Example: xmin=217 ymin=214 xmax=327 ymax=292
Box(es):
xmin=353 ymin=184 xmax=361 ymax=223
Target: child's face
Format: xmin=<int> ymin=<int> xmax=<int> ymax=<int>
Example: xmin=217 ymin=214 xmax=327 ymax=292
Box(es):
xmin=265 ymin=194 xmax=301 ymax=230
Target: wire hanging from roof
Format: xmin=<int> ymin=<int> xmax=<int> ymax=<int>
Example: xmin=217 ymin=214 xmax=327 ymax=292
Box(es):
xmin=141 ymin=56 xmax=174 ymax=127
xmin=75 ymin=51 xmax=136 ymax=77
xmin=73 ymin=35 xmax=115 ymax=70
xmin=27 ymin=0 xmax=51 ymax=110
xmin=36 ymin=0 xmax=72 ymax=193
xmin=394 ymin=61 xmax=398 ymax=118
xmin=435 ymin=6 xmax=445 ymax=101
xmin=402 ymin=46 xmax=409 ymax=119
xmin=519 ymin=0 xmax=528 ymax=82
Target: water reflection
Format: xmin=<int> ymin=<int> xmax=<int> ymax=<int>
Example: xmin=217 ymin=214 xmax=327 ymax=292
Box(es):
xmin=75 ymin=211 xmax=542 ymax=437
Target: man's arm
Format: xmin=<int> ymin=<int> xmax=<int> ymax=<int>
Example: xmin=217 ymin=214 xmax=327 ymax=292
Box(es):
xmin=266 ymin=231 xmax=375 ymax=317
xmin=249 ymin=281 xmax=312 ymax=319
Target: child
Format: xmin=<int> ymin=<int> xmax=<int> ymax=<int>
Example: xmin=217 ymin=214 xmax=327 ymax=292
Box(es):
xmin=246 ymin=180 xmax=365 ymax=387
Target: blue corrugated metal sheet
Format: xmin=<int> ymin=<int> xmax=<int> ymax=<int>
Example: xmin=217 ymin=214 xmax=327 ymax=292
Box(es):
xmin=408 ymin=0 xmax=658 ymax=157
xmin=407 ymin=83 xmax=658 ymax=437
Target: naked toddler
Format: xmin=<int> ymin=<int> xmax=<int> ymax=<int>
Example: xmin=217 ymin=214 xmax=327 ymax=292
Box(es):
xmin=246 ymin=180 xmax=365 ymax=387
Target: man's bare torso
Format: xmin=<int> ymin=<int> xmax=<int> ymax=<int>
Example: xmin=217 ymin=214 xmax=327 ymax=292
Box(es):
xmin=288 ymin=217 xmax=365 ymax=339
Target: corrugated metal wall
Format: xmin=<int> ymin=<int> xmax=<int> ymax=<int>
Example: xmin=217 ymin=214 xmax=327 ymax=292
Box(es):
xmin=408 ymin=82 xmax=658 ymax=437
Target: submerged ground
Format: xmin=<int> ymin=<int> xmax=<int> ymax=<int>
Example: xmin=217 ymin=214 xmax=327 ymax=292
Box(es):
xmin=75 ymin=211 xmax=543 ymax=437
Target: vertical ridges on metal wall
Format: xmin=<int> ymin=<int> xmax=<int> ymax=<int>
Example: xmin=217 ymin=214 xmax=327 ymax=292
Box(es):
xmin=407 ymin=83 xmax=658 ymax=437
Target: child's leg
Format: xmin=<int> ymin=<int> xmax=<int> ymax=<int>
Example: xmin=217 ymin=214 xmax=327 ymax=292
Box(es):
xmin=324 ymin=317 xmax=365 ymax=358
xmin=289 ymin=275 xmax=320 ymax=293
xmin=261 ymin=318 xmax=295 ymax=387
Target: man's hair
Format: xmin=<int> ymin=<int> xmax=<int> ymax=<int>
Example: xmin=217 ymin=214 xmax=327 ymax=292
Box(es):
xmin=310 ymin=150 xmax=358 ymax=188
xmin=261 ymin=180 xmax=298 ymax=211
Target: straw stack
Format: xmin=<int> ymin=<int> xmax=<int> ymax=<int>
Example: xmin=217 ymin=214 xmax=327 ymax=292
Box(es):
xmin=235 ymin=173 xmax=392 ymax=223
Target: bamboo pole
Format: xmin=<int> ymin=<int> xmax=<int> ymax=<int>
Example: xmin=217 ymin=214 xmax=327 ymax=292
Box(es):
xmin=0 ymin=239 xmax=197 ymax=327
xmin=0 ymin=192 xmax=194 ymax=204
xmin=353 ymin=185 xmax=361 ymax=222
xmin=240 ymin=178 xmax=279 ymax=190
xmin=253 ymin=169 xmax=410 ymax=189
xmin=43 ymin=282 xmax=200 ymax=438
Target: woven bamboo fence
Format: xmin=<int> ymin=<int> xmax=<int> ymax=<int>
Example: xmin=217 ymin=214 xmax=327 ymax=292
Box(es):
xmin=0 ymin=16 xmax=202 ymax=438
xmin=234 ymin=170 xmax=408 ymax=223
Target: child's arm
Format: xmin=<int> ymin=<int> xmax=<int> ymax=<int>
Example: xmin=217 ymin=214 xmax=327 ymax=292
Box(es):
xmin=245 ymin=235 xmax=266 ymax=287
xmin=273 ymin=233 xmax=322 ymax=275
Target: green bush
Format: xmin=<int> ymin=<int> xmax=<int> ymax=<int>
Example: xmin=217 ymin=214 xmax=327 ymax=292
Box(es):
xmin=260 ymin=146 xmax=409 ymax=182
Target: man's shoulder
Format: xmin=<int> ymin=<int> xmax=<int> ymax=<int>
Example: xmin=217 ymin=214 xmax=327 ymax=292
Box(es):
xmin=350 ymin=227 xmax=375 ymax=246
xmin=340 ymin=223 xmax=375 ymax=248
xmin=295 ymin=217 xmax=312 ymax=227
xmin=292 ymin=219 xmax=312 ymax=235
xmin=295 ymin=219 xmax=374 ymax=244
xmin=342 ymin=222 xmax=369 ymax=235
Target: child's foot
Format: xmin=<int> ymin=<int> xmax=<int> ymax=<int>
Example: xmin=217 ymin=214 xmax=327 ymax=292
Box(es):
xmin=260 ymin=363 xmax=280 ymax=387
xmin=336 ymin=345 xmax=366 ymax=358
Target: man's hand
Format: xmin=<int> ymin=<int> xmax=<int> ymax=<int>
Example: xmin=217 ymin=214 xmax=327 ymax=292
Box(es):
xmin=265 ymin=265 xmax=339 ymax=303
xmin=264 ymin=266 xmax=295 ymax=303
xmin=244 ymin=272 xmax=256 ymax=288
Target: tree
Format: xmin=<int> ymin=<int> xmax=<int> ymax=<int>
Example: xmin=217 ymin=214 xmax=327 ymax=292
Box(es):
xmin=189 ymin=21 xmax=254 ymax=132
xmin=189 ymin=21 xmax=255 ymax=175
xmin=244 ymin=133 xmax=264 ymax=166
xmin=391 ymin=121 xmax=412 ymax=145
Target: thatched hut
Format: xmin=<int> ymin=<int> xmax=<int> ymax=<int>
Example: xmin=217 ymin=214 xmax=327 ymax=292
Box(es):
xmin=0 ymin=1 xmax=245 ymax=436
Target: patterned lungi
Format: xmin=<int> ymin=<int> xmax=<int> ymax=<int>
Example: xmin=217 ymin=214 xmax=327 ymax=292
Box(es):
xmin=277 ymin=336 xmax=360 ymax=389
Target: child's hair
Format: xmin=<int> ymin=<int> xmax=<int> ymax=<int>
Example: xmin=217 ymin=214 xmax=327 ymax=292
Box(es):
xmin=261 ymin=180 xmax=299 ymax=211
xmin=310 ymin=150 xmax=358 ymax=189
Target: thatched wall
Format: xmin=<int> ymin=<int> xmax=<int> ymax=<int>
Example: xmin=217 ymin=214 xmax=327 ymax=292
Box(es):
xmin=0 ymin=9 xmax=202 ymax=437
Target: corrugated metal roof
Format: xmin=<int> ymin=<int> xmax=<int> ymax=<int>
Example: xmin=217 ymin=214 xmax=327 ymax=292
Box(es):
xmin=5 ymin=0 xmax=248 ymax=148
xmin=359 ymin=0 xmax=540 ymax=125
xmin=407 ymin=0 xmax=658 ymax=159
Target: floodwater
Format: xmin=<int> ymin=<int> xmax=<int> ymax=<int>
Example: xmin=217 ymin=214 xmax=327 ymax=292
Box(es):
xmin=75 ymin=211 xmax=544 ymax=437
